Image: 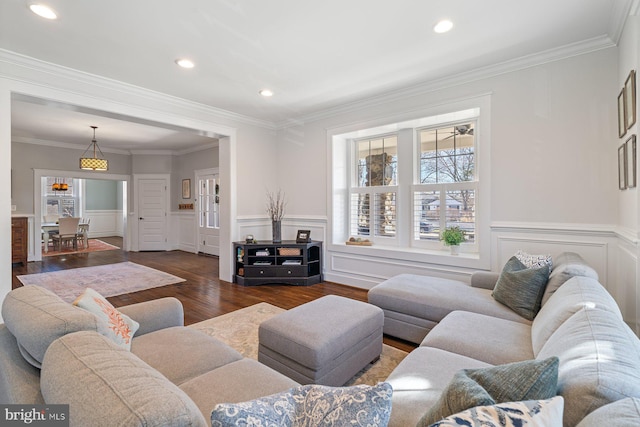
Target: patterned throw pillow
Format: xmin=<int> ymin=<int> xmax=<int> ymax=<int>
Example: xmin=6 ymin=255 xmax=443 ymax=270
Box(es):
xmin=492 ymin=256 xmax=550 ymax=320
xmin=428 ymin=397 xmax=564 ymax=427
xmin=418 ymin=357 xmax=559 ymax=426
xmin=72 ymin=288 xmax=139 ymax=350
xmin=515 ymin=250 xmax=553 ymax=270
xmin=210 ymin=382 xmax=393 ymax=427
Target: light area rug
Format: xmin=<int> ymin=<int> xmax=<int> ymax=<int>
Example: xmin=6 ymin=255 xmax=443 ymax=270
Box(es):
xmin=189 ymin=302 xmax=408 ymax=386
xmin=17 ymin=262 xmax=186 ymax=302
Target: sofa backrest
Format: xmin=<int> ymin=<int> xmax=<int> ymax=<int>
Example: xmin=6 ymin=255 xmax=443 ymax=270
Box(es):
xmin=531 ymin=276 xmax=622 ymax=355
xmin=1 ymin=286 xmax=105 ymax=368
xmin=41 ymin=331 xmax=207 ymax=427
xmin=542 ymin=252 xmax=599 ymax=306
xmin=536 ymin=306 xmax=640 ymax=427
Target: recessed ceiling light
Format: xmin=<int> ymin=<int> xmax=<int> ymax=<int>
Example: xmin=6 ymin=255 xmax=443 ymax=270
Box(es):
xmin=175 ymin=59 xmax=195 ymax=69
xmin=29 ymin=4 xmax=57 ymax=20
xmin=259 ymin=89 xmax=274 ymax=97
xmin=434 ymin=19 xmax=453 ymax=34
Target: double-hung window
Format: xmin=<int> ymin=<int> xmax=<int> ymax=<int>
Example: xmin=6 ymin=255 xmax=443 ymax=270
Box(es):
xmin=43 ymin=177 xmax=82 ymax=218
xmin=350 ymin=135 xmax=398 ymax=243
xmin=413 ymin=122 xmax=477 ymax=251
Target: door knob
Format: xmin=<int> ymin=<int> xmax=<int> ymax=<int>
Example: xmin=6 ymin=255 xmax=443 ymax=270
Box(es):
xmin=139 ymin=217 xmax=144 ymax=220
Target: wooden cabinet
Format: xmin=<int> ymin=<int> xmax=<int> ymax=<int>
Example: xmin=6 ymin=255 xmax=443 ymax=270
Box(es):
xmin=233 ymin=240 xmax=322 ymax=286
xmin=11 ymin=216 xmax=28 ymax=266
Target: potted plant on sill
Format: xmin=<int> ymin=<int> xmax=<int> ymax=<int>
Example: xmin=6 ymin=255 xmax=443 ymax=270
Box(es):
xmin=441 ymin=226 xmax=465 ymax=255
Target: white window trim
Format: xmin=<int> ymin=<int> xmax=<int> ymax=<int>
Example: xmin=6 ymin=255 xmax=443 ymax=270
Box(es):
xmin=328 ymin=93 xmax=492 ymax=270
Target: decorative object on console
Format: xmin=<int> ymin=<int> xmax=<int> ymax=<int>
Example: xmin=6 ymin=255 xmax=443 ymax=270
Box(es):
xmin=79 ymin=126 xmax=108 ymax=171
xmin=266 ymin=189 xmax=286 ymax=243
xmin=296 ymin=229 xmax=310 ymax=243
xmin=181 ymin=179 xmax=191 ymax=199
xmin=625 ymin=70 xmax=636 ymax=129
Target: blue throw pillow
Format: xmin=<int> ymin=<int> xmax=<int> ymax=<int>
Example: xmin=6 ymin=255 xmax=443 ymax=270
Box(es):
xmin=210 ymin=382 xmax=392 ymax=427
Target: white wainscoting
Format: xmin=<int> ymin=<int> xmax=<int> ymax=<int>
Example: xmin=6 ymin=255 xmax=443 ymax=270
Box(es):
xmin=84 ymin=210 xmax=124 ymax=238
xmin=172 ymin=211 xmax=197 ymax=253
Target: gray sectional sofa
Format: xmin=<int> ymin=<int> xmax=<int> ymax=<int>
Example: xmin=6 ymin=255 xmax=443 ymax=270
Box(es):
xmin=0 ymin=286 xmax=298 ymax=427
xmin=368 ymin=252 xmax=640 ymax=426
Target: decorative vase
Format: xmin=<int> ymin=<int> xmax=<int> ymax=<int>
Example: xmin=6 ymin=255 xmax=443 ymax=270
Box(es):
xmin=449 ymin=244 xmax=460 ymax=255
xmin=272 ymin=220 xmax=282 ymax=243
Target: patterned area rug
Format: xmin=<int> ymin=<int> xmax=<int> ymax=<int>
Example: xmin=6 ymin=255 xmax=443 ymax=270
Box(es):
xmin=17 ymin=262 xmax=186 ymax=302
xmin=43 ymin=239 xmax=120 ymax=257
xmin=190 ymin=302 xmax=408 ymax=386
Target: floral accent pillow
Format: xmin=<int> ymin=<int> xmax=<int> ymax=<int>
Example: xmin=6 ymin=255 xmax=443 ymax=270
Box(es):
xmin=515 ymin=250 xmax=553 ymax=270
xmin=210 ymin=382 xmax=393 ymax=427
xmin=428 ymin=397 xmax=564 ymax=427
xmin=72 ymin=288 xmax=139 ymax=350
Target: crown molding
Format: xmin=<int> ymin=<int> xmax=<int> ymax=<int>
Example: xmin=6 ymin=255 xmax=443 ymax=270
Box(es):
xmin=277 ymin=35 xmax=616 ymax=128
xmin=0 ymin=49 xmax=276 ymax=131
xmin=609 ymin=0 xmax=636 ymax=43
xmin=12 ymin=135 xmax=131 ymax=155
xmin=13 ymin=135 xmax=219 ymax=156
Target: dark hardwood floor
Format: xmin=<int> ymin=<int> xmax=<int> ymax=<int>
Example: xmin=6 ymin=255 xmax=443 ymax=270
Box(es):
xmin=11 ymin=237 xmax=417 ymax=353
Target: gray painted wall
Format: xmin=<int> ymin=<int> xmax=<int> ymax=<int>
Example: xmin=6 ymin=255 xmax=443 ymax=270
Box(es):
xmin=85 ymin=179 xmax=118 ymax=210
xmin=11 ymin=142 xmax=131 ymax=214
xmin=171 ymin=146 xmax=219 ymax=209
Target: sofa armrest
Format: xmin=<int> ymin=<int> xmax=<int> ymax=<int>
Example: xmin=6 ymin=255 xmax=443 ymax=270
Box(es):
xmin=118 ymin=297 xmax=184 ymax=336
xmin=470 ymin=271 xmax=500 ymax=290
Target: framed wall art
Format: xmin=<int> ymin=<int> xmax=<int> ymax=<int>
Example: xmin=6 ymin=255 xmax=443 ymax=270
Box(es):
xmin=625 ymin=70 xmax=636 ymax=130
xmin=619 ymin=143 xmax=628 ymax=190
xmin=627 ymin=134 xmax=637 ymax=189
xmin=618 ymin=89 xmax=627 ymax=138
xmin=182 ymin=179 xmax=191 ymax=199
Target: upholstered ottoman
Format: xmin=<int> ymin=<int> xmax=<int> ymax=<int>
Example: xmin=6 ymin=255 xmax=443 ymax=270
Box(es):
xmin=258 ymin=295 xmax=384 ymax=386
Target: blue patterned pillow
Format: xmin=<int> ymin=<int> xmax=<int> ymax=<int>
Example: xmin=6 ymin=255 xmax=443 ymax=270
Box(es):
xmin=210 ymin=382 xmax=392 ymax=427
xmin=428 ymin=397 xmax=564 ymax=427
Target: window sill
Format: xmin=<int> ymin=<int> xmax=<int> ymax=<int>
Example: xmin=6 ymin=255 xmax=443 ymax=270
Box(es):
xmin=329 ymin=241 xmax=487 ymax=270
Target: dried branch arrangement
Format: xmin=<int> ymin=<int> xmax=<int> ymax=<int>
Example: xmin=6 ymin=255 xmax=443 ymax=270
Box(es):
xmin=266 ymin=189 xmax=286 ymax=221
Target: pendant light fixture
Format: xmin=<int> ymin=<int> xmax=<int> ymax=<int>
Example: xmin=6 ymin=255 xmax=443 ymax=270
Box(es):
xmin=79 ymin=126 xmax=108 ymax=171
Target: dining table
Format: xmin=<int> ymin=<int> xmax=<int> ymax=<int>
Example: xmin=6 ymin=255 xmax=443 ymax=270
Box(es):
xmin=42 ymin=222 xmax=90 ymax=253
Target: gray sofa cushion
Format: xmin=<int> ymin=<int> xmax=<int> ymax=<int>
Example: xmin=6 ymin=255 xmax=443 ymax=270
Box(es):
xmin=41 ymin=331 xmax=207 ymax=427
xmin=180 ymin=358 xmax=299 ymax=421
xmin=385 ymin=347 xmax=491 ymax=427
xmin=0 ymin=325 xmax=44 ymax=404
xmin=1 ymin=286 xmax=103 ymax=368
xmin=538 ymin=307 xmax=640 ymax=427
xmin=576 ymin=398 xmax=640 ymax=427
xmin=131 ymin=326 xmax=243 ymax=385
xmin=543 ymin=252 xmax=598 ymax=306
xmin=368 ymin=274 xmax=530 ymax=325
xmin=492 ymin=256 xmax=550 ymax=321
xmin=531 ymin=276 xmax=622 ymax=355
xmin=420 ymin=311 xmax=533 ymax=365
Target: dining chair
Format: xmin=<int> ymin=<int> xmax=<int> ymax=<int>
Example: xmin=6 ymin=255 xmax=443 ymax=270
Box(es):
xmin=51 ymin=217 xmax=81 ymax=251
xmin=76 ymin=218 xmax=90 ymax=249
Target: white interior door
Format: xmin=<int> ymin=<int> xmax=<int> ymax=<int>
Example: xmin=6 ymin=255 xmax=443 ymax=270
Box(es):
xmin=138 ymin=178 xmax=167 ymax=251
xmin=197 ymin=172 xmax=220 ymax=256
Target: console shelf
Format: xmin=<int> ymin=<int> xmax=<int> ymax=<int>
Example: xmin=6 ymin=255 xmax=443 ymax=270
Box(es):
xmin=233 ymin=240 xmax=323 ymax=286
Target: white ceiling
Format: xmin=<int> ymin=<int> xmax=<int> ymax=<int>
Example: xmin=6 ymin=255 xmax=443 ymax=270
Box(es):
xmin=0 ymin=0 xmax=635 ymax=152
